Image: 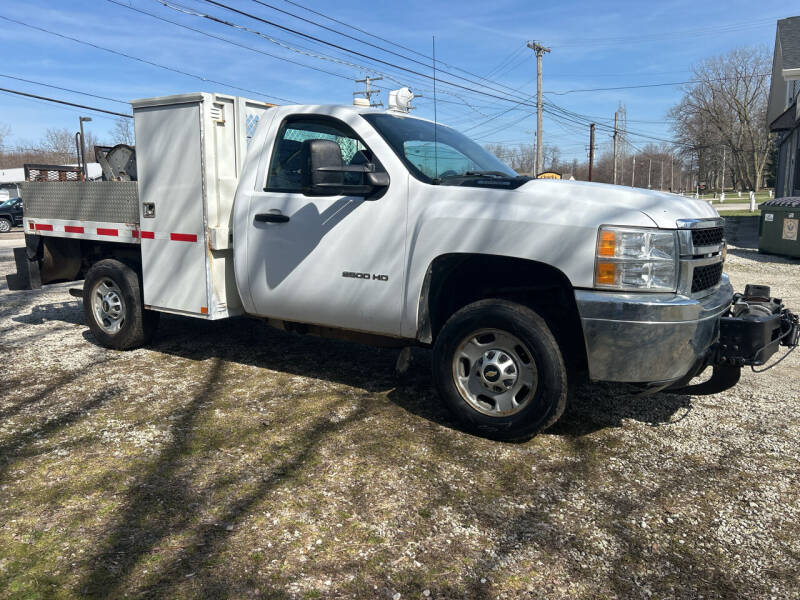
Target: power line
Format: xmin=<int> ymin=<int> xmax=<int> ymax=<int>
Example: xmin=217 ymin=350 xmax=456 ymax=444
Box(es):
xmin=158 ymin=1 xmax=435 ymax=93
xmin=0 ymin=13 xmax=295 ymax=104
xmin=104 ymin=0 xmax=352 ymax=82
xmin=0 ymin=73 xmax=128 ymax=105
xmin=0 ymin=87 xmax=133 ymax=118
xmin=199 ymin=0 xmax=554 ymax=105
xmin=278 ymin=0 xmax=533 ymax=93
xmin=545 ymin=73 xmax=770 ymax=95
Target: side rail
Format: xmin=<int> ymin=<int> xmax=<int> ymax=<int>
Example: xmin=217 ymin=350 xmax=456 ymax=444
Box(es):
xmin=21 ymin=181 xmax=140 ymax=243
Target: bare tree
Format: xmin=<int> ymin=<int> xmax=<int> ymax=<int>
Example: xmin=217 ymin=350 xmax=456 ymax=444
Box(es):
xmin=669 ymin=46 xmax=772 ymax=191
xmin=112 ymin=117 xmax=134 ymax=145
xmin=0 ymin=123 xmax=10 ymax=150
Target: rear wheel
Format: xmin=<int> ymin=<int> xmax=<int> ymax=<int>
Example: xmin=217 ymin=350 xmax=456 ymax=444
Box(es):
xmin=83 ymin=259 xmax=159 ymax=350
xmin=433 ymin=299 xmax=568 ymax=440
xmin=0 ymin=217 xmax=11 ymax=233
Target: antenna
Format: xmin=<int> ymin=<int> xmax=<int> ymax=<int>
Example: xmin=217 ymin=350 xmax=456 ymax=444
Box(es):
xmin=432 ymin=35 xmax=439 ymax=184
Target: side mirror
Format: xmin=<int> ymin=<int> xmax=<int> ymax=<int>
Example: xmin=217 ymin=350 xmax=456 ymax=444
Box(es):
xmin=302 ymin=139 xmax=344 ymax=195
xmin=301 ymin=139 xmax=389 ymax=198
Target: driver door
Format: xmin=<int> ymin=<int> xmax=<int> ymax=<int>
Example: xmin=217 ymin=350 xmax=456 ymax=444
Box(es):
xmin=244 ymin=115 xmax=407 ymax=336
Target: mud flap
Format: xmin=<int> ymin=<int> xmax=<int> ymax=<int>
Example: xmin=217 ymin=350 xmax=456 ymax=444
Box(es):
xmin=6 ymin=235 xmax=43 ymax=290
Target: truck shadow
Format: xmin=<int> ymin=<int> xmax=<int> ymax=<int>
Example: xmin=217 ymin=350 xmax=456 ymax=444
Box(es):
xmin=72 ymin=311 xmax=693 ymax=440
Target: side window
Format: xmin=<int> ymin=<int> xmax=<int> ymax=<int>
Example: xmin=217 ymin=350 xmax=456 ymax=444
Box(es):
xmin=265 ymin=117 xmax=372 ymax=192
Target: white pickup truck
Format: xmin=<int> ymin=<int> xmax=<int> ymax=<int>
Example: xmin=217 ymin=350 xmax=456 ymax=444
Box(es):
xmin=9 ymin=92 xmax=798 ymax=439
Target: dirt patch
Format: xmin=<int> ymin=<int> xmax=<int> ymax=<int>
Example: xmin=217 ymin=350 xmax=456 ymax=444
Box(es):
xmin=0 ymin=245 xmax=798 ymax=599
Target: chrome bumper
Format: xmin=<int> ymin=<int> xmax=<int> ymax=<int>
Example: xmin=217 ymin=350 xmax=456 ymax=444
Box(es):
xmin=575 ymin=275 xmax=734 ymax=383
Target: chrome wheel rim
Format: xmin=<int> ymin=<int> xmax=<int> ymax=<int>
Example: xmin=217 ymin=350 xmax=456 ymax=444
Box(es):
xmin=451 ymin=328 xmax=538 ymax=417
xmin=91 ymin=278 xmax=125 ymax=334
xmin=0 ymin=219 xmax=10 ymax=232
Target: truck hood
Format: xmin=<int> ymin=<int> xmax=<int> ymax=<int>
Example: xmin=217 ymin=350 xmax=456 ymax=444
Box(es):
xmin=514 ymin=178 xmax=719 ymax=228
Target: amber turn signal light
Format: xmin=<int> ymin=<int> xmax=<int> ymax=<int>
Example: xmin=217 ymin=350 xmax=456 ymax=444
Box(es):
xmin=596 ymin=261 xmax=616 ymax=285
xmin=598 ymin=230 xmax=616 ymax=257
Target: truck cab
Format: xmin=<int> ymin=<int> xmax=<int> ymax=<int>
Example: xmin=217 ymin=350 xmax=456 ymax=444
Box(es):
xmin=9 ymin=93 xmax=798 ymax=440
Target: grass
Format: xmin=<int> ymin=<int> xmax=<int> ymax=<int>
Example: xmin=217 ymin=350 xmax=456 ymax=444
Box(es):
xmin=718 ymin=210 xmax=761 ymax=217
xmin=706 ymin=191 xmax=773 ymax=205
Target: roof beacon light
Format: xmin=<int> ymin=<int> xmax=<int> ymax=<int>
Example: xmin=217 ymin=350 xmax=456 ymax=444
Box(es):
xmin=388 ymin=87 xmax=414 ymax=113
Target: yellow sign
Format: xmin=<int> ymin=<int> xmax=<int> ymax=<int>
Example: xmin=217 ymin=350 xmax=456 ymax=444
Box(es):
xmin=536 ymin=171 xmax=562 ymax=179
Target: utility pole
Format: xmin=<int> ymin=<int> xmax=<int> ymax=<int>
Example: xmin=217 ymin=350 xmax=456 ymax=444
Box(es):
xmin=648 ymin=158 xmax=652 ymax=189
xmin=527 ymin=41 xmax=550 ymax=176
xmin=588 ymin=123 xmax=595 ymax=181
xmin=354 ymin=76 xmax=383 ymax=107
xmin=660 ymin=160 xmax=664 ymax=191
xmin=612 ymin=111 xmax=618 ymax=185
xmin=631 ymin=155 xmax=636 ymax=187
xmin=720 ymin=146 xmax=726 ymax=202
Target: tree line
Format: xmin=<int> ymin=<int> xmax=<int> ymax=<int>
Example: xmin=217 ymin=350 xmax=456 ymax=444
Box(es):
xmin=0 ymin=117 xmax=133 ymax=170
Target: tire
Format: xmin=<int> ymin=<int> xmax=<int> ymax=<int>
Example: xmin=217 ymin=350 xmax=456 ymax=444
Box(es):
xmin=83 ymin=258 xmax=159 ymax=350
xmin=0 ymin=217 xmax=11 ymax=233
xmin=432 ymin=299 xmax=568 ymax=440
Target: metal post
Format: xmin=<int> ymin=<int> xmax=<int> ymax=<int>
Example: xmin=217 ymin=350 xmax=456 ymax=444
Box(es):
xmin=79 ymin=116 xmax=92 ymax=178
xmin=631 ymin=155 xmax=635 ymax=187
xmin=588 ymin=123 xmax=595 ymax=181
xmin=648 ymin=158 xmax=651 ymax=189
xmin=720 ymin=146 xmax=726 ymax=203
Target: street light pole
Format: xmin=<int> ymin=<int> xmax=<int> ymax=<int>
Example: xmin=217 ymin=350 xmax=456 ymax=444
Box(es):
xmin=79 ymin=116 xmax=92 ymax=179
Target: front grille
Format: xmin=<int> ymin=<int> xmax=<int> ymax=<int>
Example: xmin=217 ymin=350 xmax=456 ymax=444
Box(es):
xmin=691 ymin=227 xmax=724 ymax=248
xmin=691 ymin=262 xmax=723 ymax=293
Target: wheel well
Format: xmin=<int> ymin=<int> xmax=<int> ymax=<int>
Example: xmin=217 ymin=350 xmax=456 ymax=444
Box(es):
xmin=419 ymin=253 xmax=587 ymax=372
xmin=34 ymin=235 xmax=141 ymax=285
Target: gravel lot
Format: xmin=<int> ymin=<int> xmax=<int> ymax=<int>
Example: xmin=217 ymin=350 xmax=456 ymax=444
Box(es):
xmin=1 ymin=233 xmax=799 ymax=599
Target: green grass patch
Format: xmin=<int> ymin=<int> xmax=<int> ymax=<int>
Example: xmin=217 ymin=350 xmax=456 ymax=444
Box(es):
xmin=718 ymin=210 xmax=761 ymax=217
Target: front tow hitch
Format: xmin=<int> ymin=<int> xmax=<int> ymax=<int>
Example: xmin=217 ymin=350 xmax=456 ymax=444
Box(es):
xmin=672 ymin=284 xmax=799 ymax=395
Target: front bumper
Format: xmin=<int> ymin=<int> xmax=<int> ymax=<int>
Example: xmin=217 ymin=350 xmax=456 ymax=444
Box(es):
xmin=575 ymin=276 xmax=734 ymax=383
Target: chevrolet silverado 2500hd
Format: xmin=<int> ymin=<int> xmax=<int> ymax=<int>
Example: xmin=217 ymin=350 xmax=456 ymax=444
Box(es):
xmin=8 ymin=93 xmax=798 ymax=439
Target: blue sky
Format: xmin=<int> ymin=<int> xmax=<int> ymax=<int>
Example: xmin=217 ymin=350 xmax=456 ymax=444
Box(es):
xmin=0 ymin=0 xmax=791 ymax=162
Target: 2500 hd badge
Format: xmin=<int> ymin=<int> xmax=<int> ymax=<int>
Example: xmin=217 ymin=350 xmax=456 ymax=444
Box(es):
xmin=342 ymin=271 xmax=389 ymax=281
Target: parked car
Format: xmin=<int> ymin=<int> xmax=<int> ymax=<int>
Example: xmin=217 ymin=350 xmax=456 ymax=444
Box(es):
xmin=0 ymin=197 xmax=23 ymax=232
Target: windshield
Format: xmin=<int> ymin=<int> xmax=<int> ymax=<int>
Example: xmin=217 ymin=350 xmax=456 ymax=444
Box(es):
xmin=362 ymin=113 xmax=517 ymax=183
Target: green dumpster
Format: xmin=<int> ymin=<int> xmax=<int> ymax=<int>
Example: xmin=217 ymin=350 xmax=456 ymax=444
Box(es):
xmin=758 ymin=198 xmax=800 ymax=258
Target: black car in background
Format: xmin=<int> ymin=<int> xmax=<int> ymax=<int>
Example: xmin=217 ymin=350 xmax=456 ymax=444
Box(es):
xmin=0 ymin=197 xmax=23 ymax=232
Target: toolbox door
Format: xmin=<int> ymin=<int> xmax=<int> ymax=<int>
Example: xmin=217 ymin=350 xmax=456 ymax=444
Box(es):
xmin=135 ymin=101 xmax=209 ymax=315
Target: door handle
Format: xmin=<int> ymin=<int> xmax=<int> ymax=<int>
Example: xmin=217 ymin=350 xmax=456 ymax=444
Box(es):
xmin=254 ymin=210 xmax=290 ymax=223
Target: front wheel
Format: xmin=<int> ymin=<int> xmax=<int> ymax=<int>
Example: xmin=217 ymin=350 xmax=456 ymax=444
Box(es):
xmin=0 ymin=217 xmax=12 ymax=233
xmin=83 ymin=259 xmax=159 ymax=350
xmin=432 ymin=299 xmax=568 ymax=440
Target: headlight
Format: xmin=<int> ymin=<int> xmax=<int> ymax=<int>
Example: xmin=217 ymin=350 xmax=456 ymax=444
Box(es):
xmin=594 ymin=226 xmax=678 ymax=291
